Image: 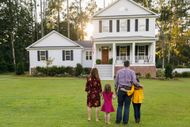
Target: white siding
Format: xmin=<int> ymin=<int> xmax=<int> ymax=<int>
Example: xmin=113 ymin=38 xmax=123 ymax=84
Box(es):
xmin=92 ymin=18 xmax=156 ymax=38
xmin=82 ymin=50 xmax=92 ymax=68
xmin=97 ymin=0 xmax=151 ymax=17
xmin=34 ymin=33 xmax=76 ymax=47
xmin=29 ymin=49 xmax=82 ymax=69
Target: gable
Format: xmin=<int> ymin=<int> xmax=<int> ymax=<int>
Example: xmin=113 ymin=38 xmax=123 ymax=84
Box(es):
xmin=94 ymin=0 xmax=157 ymax=17
xmin=26 ymin=31 xmax=82 ymax=50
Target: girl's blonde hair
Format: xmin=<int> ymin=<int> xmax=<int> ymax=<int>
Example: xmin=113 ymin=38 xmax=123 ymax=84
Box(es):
xmin=104 ymin=84 xmax=111 ymax=92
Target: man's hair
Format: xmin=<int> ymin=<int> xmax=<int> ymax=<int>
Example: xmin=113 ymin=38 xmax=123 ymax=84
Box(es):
xmin=124 ymin=61 xmax=130 ymax=67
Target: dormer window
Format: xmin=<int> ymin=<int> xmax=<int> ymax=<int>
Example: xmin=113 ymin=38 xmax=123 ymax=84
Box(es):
xmin=135 ymin=19 xmax=138 ymax=32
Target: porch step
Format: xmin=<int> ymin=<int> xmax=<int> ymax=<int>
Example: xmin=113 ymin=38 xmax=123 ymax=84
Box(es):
xmin=95 ymin=65 xmax=113 ymax=80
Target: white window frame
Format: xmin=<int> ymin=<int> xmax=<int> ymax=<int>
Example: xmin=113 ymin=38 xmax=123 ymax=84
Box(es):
xmin=120 ymin=19 xmax=127 ymax=32
xmin=137 ymin=46 xmax=146 ymax=56
xmin=86 ymin=51 xmax=92 ymax=60
xmin=65 ymin=50 xmax=71 ymax=60
xmin=102 ymin=20 xmax=109 ymax=32
xmin=40 ymin=51 xmax=46 ymax=61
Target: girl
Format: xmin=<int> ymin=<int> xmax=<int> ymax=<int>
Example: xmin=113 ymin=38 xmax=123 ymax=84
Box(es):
xmin=101 ymin=84 xmax=115 ymax=124
xmin=85 ymin=68 xmax=102 ymax=122
xmin=132 ymin=85 xmax=144 ymax=123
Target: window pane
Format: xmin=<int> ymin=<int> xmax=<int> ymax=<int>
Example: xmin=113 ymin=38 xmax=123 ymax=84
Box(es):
xmin=66 ymin=56 xmax=70 ymax=60
xmin=66 ymin=51 xmax=71 ymax=55
xmin=120 ymin=47 xmax=127 ymax=56
xmin=40 ymin=51 xmax=46 ymax=61
xmin=120 ymin=20 xmax=127 ymax=32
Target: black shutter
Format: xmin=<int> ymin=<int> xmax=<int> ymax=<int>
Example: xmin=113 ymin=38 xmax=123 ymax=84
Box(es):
xmin=117 ymin=20 xmax=120 ymax=32
xmin=37 ymin=51 xmax=40 ymax=61
xmin=127 ymin=19 xmax=130 ymax=32
xmin=135 ymin=19 xmax=138 ymax=32
xmin=127 ymin=46 xmax=130 ymax=56
xmin=99 ymin=20 xmax=102 ymax=33
xmin=146 ymin=19 xmax=149 ymax=31
xmin=109 ymin=20 xmax=112 ymax=32
xmin=71 ymin=50 xmax=73 ymax=61
xmin=135 ymin=46 xmax=138 ymax=56
xmin=46 ymin=51 xmax=48 ymax=60
xmin=62 ymin=50 xmax=65 ymax=61
xmin=116 ymin=46 xmax=120 ymax=56
xmin=146 ymin=45 xmax=148 ymax=55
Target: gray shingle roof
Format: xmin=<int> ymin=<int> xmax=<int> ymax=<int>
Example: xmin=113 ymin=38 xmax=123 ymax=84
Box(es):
xmin=75 ymin=41 xmax=93 ymax=48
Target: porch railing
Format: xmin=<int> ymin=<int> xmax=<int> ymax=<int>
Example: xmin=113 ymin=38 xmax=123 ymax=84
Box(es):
xmin=115 ymin=55 xmax=152 ymax=64
xmin=116 ymin=56 xmax=130 ymax=64
xmin=135 ymin=55 xmax=152 ymax=63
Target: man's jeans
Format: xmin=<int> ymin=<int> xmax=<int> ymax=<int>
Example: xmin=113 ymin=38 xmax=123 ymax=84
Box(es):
xmin=116 ymin=89 xmax=132 ymax=124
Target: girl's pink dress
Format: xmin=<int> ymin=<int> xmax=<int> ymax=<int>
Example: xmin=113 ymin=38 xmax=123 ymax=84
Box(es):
xmin=101 ymin=92 xmax=115 ymax=113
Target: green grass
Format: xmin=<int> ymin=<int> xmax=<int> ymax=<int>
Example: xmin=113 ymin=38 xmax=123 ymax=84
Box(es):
xmin=0 ymin=74 xmax=190 ymax=127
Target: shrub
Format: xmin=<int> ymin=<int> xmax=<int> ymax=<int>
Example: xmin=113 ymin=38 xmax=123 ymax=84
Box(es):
xmin=75 ymin=64 xmax=83 ymax=76
xmin=96 ymin=59 xmax=101 ymax=64
xmin=145 ymin=73 xmax=151 ymax=79
xmin=46 ymin=66 xmax=58 ymax=76
xmin=0 ymin=62 xmax=8 ymax=73
xmin=156 ymin=69 xmax=165 ymax=77
xmin=36 ymin=67 xmax=47 ymax=76
xmin=65 ymin=66 xmax=74 ymax=76
xmin=83 ymin=68 xmax=91 ymax=75
xmin=181 ymin=72 xmax=190 ymax=77
xmin=165 ymin=64 xmax=173 ymax=79
xmin=16 ymin=62 xmax=24 ymax=75
xmin=108 ymin=58 xmax=113 ymax=64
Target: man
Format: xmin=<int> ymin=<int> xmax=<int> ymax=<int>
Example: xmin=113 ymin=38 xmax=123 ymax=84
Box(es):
xmin=115 ymin=60 xmax=140 ymax=125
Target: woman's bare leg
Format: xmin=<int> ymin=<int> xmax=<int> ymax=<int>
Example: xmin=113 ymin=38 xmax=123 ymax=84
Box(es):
xmin=87 ymin=107 xmax=92 ymax=121
xmin=95 ymin=107 xmax=99 ymax=121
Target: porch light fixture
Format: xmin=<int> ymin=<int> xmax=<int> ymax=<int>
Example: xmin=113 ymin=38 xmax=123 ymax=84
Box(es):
xmin=109 ymin=48 xmax=111 ymax=51
xmin=99 ymin=48 xmax=101 ymax=51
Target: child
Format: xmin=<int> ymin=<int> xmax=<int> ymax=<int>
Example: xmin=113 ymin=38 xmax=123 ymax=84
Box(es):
xmin=101 ymin=84 xmax=115 ymax=124
xmin=132 ymin=85 xmax=144 ymax=123
xmin=120 ymin=74 xmax=144 ymax=124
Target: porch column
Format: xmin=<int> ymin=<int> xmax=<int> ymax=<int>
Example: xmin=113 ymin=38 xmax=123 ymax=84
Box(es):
xmin=112 ymin=43 xmax=116 ymax=78
xmin=152 ymin=42 xmax=156 ymax=65
xmin=132 ymin=42 xmax=135 ymax=64
xmin=92 ymin=43 xmax=96 ymax=67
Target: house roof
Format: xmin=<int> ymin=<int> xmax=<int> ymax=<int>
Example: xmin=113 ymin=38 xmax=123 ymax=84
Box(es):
xmin=93 ymin=0 xmax=158 ymax=18
xmin=26 ymin=30 xmax=83 ymax=50
xmin=75 ymin=41 xmax=93 ymax=48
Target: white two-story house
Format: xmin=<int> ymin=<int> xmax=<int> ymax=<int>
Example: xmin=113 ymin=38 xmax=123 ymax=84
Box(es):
xmin=91 ymin=0 xmax=158 ymax=79
xmin=26 ymin=0 xmax=158 ymax=80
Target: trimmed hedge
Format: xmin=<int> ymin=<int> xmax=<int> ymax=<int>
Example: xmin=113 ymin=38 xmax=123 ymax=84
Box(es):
xmin=34 ymin=64 xmax=90 ymax=77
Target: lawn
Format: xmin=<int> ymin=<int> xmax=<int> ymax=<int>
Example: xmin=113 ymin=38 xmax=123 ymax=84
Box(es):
xmin=0 ymin=74 xmax=190 ymax=127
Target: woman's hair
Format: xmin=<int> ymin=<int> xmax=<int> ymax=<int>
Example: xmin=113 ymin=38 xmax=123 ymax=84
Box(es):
xmin=90 ymin=68 xmax=100 ymax=80
xmin=104 ymin=84 xmax=111 ymax=92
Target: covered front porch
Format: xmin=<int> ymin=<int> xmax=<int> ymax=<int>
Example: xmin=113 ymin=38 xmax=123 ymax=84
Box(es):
xmin=93 ymin=41 xmax=156 ymax=65
xmin=92 ymin=41 xmax=156 ymax=79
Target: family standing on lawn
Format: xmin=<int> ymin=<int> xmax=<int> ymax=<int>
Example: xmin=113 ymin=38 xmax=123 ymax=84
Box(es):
xmin=85 ymin=61 xmax=144 ymax=125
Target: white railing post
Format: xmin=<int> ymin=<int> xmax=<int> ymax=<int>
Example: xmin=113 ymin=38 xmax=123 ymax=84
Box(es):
xmin=112 ymin=42 xmax=116 ymax=79
xmin=92 ymin=43 xmax=96 ymax=68
xmin=132 ymin=42 xmax=135 ymax=64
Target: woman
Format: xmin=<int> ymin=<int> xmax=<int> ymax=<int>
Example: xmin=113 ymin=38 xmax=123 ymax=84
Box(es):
xmin=85 ymin=68 xmax=102 ymax=121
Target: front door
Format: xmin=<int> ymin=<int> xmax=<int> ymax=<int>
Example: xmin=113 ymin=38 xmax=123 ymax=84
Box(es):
xmin=102 ymin=48 xmax=109 ymax=64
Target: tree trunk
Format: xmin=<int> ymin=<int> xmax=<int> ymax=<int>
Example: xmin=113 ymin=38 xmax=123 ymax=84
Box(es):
xmin=67 ymin=0 xmax=70 ymax=38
